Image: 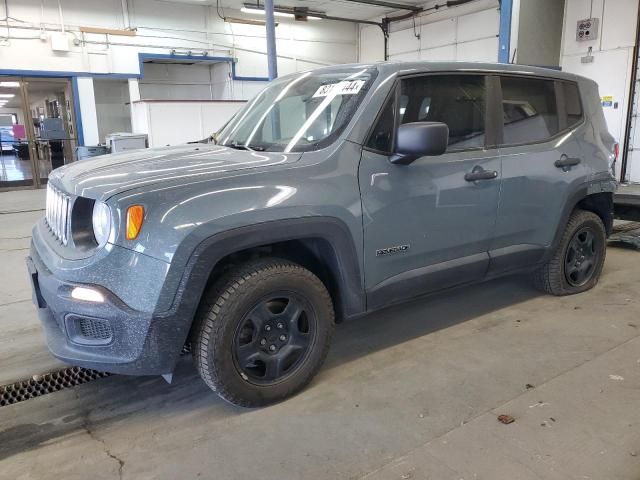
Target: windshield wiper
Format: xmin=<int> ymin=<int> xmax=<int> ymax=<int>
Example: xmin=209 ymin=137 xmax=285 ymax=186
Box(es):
xmin=227 ymin=142 xmax=266 ymax=152
xmin=227 ymin=142 xmax=251 ymax=151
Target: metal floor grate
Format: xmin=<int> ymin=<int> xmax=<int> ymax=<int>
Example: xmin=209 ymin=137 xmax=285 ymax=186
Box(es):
xmin=0 ymin=344 xmax=193 ymax=407
xmin=0 ymin=367 xmax=110 ymax=408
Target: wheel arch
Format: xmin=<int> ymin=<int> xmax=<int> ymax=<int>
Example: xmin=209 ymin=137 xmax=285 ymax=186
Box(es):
xmin=154 ymin=217 xmax=365 ymax=364
xmin=546 ymin=185 xmax=614 ymax=263
xmin=576 ymin=191 xmax=614 ymax=235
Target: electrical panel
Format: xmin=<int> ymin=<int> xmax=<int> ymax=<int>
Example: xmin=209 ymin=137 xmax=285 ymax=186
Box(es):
xmin=576 ymin=18 xmax=599 ymax=42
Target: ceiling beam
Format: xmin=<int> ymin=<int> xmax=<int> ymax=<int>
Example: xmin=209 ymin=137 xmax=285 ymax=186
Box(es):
xmin=338 ymin=0 xmax=422 ymax=12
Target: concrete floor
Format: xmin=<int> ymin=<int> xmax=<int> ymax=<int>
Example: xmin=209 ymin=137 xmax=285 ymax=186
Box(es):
xmin=1 ymin=189 xmax=639 ymax=479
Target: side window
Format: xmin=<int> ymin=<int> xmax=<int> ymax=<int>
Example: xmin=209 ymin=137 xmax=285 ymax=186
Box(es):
xmin=562 ymin=82 xmax=583 ymax=128
xmin=366 ymin=92 xmax=396 ymax=153
xmin=399 ymin=75 xmax=486 ymax=151
xmin=500 ymin=76 xmax=559 ymax=145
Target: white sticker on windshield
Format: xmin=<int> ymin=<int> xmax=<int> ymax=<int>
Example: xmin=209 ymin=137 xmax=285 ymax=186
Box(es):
xmin=312 ymin=80 xmax=365 ymax=98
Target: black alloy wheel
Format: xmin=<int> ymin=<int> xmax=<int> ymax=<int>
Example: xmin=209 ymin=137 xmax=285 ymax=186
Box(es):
xmin=233 ymin=293 xmax=316 ymax=384
xmin=564 ymin=226 xmax=599 ymax=287
xmin=192 ymin=257 xmax=334 ymax=407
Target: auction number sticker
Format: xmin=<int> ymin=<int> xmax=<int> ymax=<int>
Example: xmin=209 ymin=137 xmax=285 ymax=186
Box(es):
xmin=313 ymin=80 xmax=365 ymax=98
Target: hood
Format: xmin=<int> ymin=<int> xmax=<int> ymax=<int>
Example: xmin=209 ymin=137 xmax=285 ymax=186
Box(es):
xmin=51 ymin=144 xmax=302 ymax=199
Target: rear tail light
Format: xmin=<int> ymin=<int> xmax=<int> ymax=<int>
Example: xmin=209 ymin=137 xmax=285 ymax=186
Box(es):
xmin=610 ymin=142 xmax=620 ymax=176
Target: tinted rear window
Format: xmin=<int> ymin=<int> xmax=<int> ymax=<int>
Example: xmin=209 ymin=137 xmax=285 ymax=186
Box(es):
xmin=500 ymin=76 xmax=559 ymax=145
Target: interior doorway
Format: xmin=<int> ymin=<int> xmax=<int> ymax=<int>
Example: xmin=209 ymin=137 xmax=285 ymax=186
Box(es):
xmin=0 ymin=76 xmax=77 ymax=190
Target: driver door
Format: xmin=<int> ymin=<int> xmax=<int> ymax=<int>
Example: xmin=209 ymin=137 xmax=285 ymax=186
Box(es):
xmin=359 ymin=73 xmax=501 ymax=309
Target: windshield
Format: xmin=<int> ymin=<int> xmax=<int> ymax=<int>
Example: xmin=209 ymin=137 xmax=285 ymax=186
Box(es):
xmin=218 ymin=66 xmax=377 ymax=153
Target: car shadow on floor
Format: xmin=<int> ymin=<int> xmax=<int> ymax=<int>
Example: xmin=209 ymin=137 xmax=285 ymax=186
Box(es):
xmin=0 ymin=274 xmax=541 ymax=460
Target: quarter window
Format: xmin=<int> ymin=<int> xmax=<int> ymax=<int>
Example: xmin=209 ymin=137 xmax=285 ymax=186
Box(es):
xmin=399 ymin=75 xmax=486 ymax=151
xmin=500 ymin=76 xmax=559 ymax=145
xmin=562 ymin=81 xmax=583 ymax=128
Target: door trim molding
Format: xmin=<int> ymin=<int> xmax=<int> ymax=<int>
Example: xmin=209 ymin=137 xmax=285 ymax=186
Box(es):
xmin=366 ymin=253 xmax=489 ymax=311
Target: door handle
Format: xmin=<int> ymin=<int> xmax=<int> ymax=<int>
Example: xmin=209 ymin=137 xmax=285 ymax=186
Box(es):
xmin=554 ymin=154 xmax=581 ymax=169
xmin=464 ymin=166 xmax=498 ymax=182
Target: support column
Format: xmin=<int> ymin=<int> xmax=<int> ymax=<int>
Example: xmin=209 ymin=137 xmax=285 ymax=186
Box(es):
xmin=264 ymin=0 xmax=278 ymax=80
xmin=72 ymin=77 xmax=99 ymax=146
xmin=498 ymin=0 xmax=513 ymax=63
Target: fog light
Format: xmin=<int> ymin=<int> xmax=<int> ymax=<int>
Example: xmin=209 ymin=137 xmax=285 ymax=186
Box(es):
xmin=71 ymin=287 xmax=105 ymax=303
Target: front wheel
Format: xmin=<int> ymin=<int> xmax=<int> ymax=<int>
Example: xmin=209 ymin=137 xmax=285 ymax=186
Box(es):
xmin=192 ymin=258 xmax=334 ymax=407
xmin=533 ymin=209 xmax=606 ymax=295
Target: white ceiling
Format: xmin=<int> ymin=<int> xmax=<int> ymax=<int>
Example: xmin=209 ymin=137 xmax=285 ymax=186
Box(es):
xmin=156 ymin=0 xmax=427 ymax=20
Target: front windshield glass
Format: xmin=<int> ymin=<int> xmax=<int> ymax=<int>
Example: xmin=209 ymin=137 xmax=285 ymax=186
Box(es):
xmin=218 ymin=66 xmax=377 ymax=153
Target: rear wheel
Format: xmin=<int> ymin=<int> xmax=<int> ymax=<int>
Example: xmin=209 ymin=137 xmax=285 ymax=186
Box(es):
xmin=192 ymin=258 xmax=334 ymax=407
xmin=533 ymin=209 xmax=606 ymax=295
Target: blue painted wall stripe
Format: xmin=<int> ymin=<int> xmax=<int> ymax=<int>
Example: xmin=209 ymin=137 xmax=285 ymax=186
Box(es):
xmin=498 ymin=0 xmax=513 ymax=63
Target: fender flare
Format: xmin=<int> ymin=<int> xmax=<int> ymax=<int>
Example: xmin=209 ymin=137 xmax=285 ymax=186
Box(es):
xmin=543 ymin=180 xmax=614 ymax=263
xmin=152 ymin=217 xmax=366 ymax=370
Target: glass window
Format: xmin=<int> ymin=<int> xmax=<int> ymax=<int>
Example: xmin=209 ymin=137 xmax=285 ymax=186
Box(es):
xmin=562 ymin=82 xmax=583 ymax=128
xmin=218 ymin=67 xmax=377 ymax=152
xmin=366 ymin=93 xmax=395 ymax=152
xmin=501 ymin=76 xmax=559 ymax=145
xmin=399 ymin=75 xmax=486 ymax=151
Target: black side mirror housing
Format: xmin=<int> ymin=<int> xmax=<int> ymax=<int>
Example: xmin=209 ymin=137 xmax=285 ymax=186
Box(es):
xmin=391 ymin=122 xmax=449 ymax=165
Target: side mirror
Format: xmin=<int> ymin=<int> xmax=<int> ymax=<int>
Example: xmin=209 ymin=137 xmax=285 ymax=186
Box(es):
xmin=391 ymin=122 xmax=449 ymax=165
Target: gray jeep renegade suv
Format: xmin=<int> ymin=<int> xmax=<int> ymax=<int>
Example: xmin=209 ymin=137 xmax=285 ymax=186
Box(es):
xmin=27 ymin=62 xmax=617 ymax=406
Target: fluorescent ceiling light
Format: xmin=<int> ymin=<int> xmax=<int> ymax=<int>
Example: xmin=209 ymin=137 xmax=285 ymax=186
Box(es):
xmin=225 ymin=16 xmax=271 ymax=26
xmin=241 ymin=7 xmax=294 ymax=17
xmin=0 ymin=82 xmax=19 ymax=88
xmin=0 ymin=94 xmax=15 ymax=98
xmin=307 ymin=16 xmax=322 ymax=20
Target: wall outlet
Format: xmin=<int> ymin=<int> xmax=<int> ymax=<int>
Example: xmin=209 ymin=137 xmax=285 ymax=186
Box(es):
xmin=576 ymin=18 xmax=599 ymax=41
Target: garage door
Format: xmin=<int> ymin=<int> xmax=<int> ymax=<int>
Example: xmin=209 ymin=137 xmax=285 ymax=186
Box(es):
xmin=388 ymin=8 xmax=499 ymax=63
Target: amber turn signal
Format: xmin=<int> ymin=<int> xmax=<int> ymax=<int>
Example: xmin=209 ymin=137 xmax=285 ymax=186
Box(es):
xmin=126 ymin=205 xmax=145 ymax=240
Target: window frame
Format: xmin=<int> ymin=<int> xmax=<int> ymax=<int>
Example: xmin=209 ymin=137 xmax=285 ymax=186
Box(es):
xmin=494 ymin=73 xmax=585 ymax=149
xmin=363 ymin=72 xmax=497 ymax=156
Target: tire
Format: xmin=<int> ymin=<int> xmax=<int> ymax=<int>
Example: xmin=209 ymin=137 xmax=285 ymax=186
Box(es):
xmin=533 ymin=209 xmax=606 ymax=296
xmin=192 ymin=257 xmax=335 ymax=407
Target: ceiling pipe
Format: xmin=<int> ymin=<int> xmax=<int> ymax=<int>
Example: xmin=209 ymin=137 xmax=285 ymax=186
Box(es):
xmin=339 ymin=0 xmax=421 ymax=12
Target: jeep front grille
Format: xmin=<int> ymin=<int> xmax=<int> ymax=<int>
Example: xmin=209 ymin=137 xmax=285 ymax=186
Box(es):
xmin=45 ymin=183 xmax=72 ymax=245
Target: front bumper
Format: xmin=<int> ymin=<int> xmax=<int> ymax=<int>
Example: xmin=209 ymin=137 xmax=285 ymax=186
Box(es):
xmin=27 ymin=243 xmax=189 ymax=376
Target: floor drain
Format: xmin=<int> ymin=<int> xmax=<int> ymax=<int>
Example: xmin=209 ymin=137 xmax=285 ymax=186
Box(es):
xmin=1 ymin=344 xmax=193 ymax=407
xmin=0 ymin=367 xmax=110 ymax=407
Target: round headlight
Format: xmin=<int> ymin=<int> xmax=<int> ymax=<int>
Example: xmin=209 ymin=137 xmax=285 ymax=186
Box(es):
xmin=92 ymin=202 xmax=112 ymax=247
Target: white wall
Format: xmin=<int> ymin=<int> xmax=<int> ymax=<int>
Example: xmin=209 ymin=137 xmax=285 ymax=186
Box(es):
xmin=515 ymin=0 xmax=564 ymax=66
xmin=0 ymin=0 xmax=358 ymax=145
xmin=94 ymin=79 xmax=131 ymax=143
xmin=0 ymin=0 xmax=357 ymax=77
xmin=560 ymin=0 xmax=639 ymax=181
xmin=75 ymin=77 xmax=99 ymax=145
xmin=359 ymin=0 xmax=500 ymax=63
xmin=131 ymin=100 xmax=245 ymax=147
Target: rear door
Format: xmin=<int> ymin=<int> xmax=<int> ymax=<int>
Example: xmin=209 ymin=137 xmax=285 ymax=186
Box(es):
xmin=488 ymin=75 xmax=587 ymax=275
xmin=359 ymin=73 xmax=502 ymax=308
